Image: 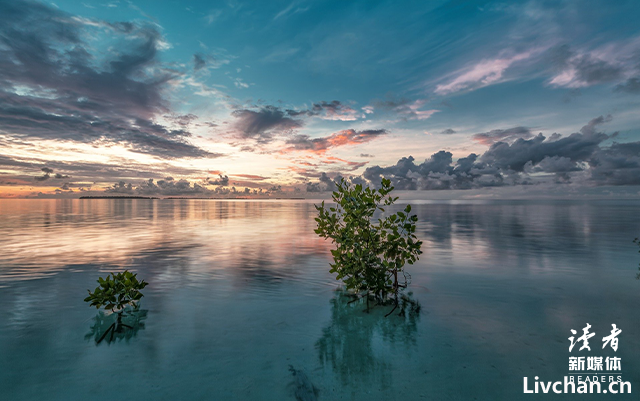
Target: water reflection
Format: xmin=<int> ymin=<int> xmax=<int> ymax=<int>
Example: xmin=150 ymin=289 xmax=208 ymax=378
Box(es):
xmin=1 ymin=199 xmax=640 ymax=400
xmin=2 ymin=199 xmax=639 ymax=283
xmin=316 ymin=290 xmax=420 ymax=389
xmin=410 ymin=201 xmax=640 ymax=275
xmin=84 ymin=308 xmax=148 ymax=345
xmin=0 ymin=199 xmax=331 ymax=285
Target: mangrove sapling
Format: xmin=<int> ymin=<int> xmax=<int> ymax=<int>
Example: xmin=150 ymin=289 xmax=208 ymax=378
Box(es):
xmin=84 ymin=271 xmax=148 ymax=344
xmin=314 ymin=178 xmax=422 ymax=315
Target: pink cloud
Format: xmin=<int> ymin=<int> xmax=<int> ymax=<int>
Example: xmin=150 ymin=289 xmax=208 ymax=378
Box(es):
xmin=435 ymin=51 xmax=534 ymax=95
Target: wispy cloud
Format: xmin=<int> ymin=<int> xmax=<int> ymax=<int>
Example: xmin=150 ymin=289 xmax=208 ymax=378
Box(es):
xmin=273 ymin=2 xmax=309 ymax=21
xmin=435 ymin=51 xmax=536 ymax=95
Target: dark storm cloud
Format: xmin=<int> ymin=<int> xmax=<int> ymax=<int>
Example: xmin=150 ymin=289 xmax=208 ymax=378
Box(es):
xmin=472 ymin=126 xmax=533 ymax=145
xmin=589 ymin=141 xmax=640 ymax=186
xmin=480 ymin=116 xmax=611 ymax=172
xmin=362 ymin=151 xmax=473 ymax=190
xmin=308 ymin=116 xmax=639 ymax=192
xmin=231 ymin=106 xmax=303 ymax=142
xmin=0 ymin=0 xmax=216 ymax=159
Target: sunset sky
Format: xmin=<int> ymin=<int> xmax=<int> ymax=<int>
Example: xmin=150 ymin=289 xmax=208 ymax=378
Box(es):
xmin=1 ymin=0 xmax=639 ymax=198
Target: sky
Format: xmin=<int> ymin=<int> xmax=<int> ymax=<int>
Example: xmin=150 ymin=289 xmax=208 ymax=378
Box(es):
xmin=1 ymin=0 xmax=640 ymax=198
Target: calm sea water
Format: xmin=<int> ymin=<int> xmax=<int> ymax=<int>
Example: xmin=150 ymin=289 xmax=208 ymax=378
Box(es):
xmin=0 ymin=199 xmax=639 ymax=400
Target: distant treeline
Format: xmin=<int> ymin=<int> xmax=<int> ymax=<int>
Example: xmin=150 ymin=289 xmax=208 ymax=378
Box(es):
xmin=79 ymin=196 xmax=158 ymax=199
xmin=78 ymin=196 xmax=307 ymax=200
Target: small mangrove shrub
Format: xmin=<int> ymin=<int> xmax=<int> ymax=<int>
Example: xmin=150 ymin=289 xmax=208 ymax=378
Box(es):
xmin=314 ymin=178 xmax=422 ymax=313
xmin=84 ymin=270 xmax=148 ymax=343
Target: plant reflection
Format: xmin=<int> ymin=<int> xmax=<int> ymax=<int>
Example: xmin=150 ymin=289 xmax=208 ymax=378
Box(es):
xmin=315 ymin=290 xmax=420 ymax=388
xmin=85 ymin=308 xmax=148 ymax=345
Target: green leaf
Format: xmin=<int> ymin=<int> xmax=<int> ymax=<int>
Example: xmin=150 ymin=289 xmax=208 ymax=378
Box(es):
xmin=84 ymin=270 xmax=148 ymax=312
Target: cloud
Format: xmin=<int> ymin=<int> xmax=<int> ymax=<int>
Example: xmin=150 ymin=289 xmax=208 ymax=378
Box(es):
xmin=479 ymin=117 xmax=610 ymax=172
xmin=230 ymin=101 xmax=374 ymax=145
xmin=204 ymin=9 xmax=222 ymax=25
xmin=472 ymin=126 xmax=534 ymax=145
xmin=232 ymin=106 xmax=303 ymax=142
xmin=306 ymin=172 xmax=341 ymax=192
xmin=435 ymin=51 xmax=534 ymax=95
xmin=207 ymin=174 xmax=229 ymax=186
xmin=104 ymin=176 xmax=286 ymax=197
xmin=273 ymin=2 xmax=309 ymax=21
xmin=233 ymin=78 xmax=250 ymax=89
xmin=433 ymin=37 xmax=640 ymax=95
xmin=439 ymin=128 xmax=456 ymax=135
xmin=369 ymin=98 xmax=438 ymax=121
xmin=193 ymin=54 xmax=206 ymax=71
xmin=548 ymin=45 xmax=625 ymax=88
xmin=322 ymin=156 xmax=367 ymax=171
xmin=287 ymin=100 xmax=362 ymax=121
xmin=190 ymin=50 xmax=232 ymax=73
xmin=303 ymin=115 xmax=639 ymax=191
xmin=589 ymin=142 xmax=640 ymax=186
xmin=614 ymin=77 xmax=640 ymax=94
xmin=261 ymin=47 xmax=300 ymax=63
xmin=284 ymin=129 xmax=387 ymax=154
xmin=232 ymin=174 xmax=269 ymax=181
xmin=0 ymin=151 xmax=212 ymax=188
xmin=106 ymin=177 xmax=210 ymax=196
xmin=305 ymin=172 xmax=370 ymax=193
xmin=33 ymin=167 xmax=70 ymax=181
xmin=0 ymin=0 xmax=216 ymax=159
xmin=395 ymin=99 xmax=439 ymax=120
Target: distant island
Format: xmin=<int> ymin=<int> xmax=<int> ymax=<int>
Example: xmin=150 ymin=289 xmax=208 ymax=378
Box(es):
xmin=79 ymin=196 xmax=158 ymax=199
xmin=79 ymin=196 xmax=308 ymax=200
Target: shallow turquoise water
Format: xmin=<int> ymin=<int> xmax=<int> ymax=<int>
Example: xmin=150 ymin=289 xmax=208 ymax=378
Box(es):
xmin=0 ymin=199 xmax=639 ymax=400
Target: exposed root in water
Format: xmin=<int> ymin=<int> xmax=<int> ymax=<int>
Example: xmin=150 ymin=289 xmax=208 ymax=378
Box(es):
xmin=96 ymin=313 xmax=134 ymax=344
xmin=384 ymin=301 xmax=398 ymax=317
